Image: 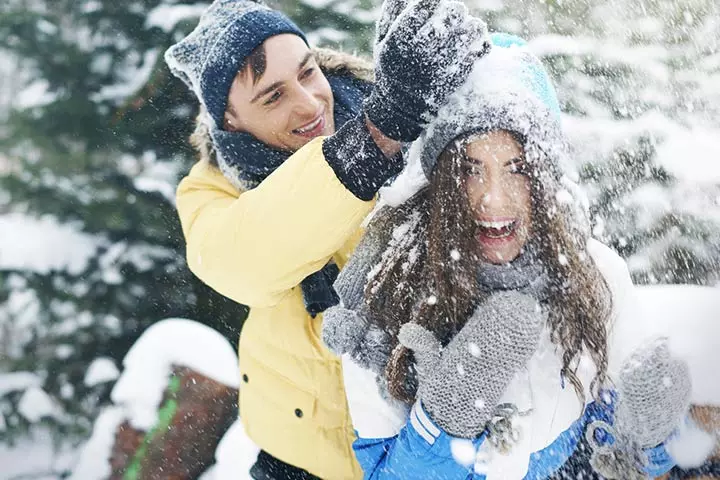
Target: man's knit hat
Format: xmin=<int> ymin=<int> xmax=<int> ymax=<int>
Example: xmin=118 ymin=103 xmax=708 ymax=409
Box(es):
xmin=164 ymin=0 xmax=306 ymax=128
xmin=417 ymin=32 xmax=564 ymax=178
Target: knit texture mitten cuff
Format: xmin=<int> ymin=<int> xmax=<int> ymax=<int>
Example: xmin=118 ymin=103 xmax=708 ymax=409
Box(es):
xmin=322 ymin=115 xmax=404 ymax=201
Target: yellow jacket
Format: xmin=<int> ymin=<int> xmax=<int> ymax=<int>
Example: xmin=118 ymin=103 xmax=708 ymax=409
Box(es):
xmin=176 ymin=50 xmax=374 ymax=479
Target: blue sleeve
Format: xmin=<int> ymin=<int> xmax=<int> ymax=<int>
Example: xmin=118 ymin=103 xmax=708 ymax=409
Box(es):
xmin=642 ymin=440 xmax=677 ymax=477
xmin=581 ymin=395 xmax=677 ymax=478
xmin=353 ymin=401 xmax=484 ymax=480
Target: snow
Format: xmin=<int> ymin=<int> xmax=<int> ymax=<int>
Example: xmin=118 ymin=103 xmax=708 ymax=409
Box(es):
xmin=0 ymin=214 xmax=102 ymax=275
xmin=18 ymin=386 xmax=62 ymax=423
xmin=117 ymin=150 xmax=181 ymax=204
xmin=83 ymin=358 xmax=120 ymax=387
xmin=110 ymin=318 xmax=238 ymax=430
xmin=198 ymin=420 xmax=258 ymax=480
xmin=300 ymin=0 xmax=337 ymax=8
xmin=306 ymin=27 xmax=350 ymax=46
xmin=145 ymin=3 xmax=209 ymax=33
xmin=0 ymin=429 xmax=77 ymax=480
xmin=378 ymin=140 xmax=428 ymax=207
xmin=0 ymin=371 xmax=42 ymax=397
xmin=15 ymin=79 xmax=58 ymax=109
xmin=529 ymin=35 xmax=670 ymax=82
xmin=655 ymin=128 xmax=720 ymax=184
xmin=89 ymin=49 xmax=160 ymax=104
xmin=450 ymin=438 xmax=476 ymax=467
xmin=68 ymin=407 xmax=125 ymax=480
xmin=667 ymin=418 xmax=718 ymax=468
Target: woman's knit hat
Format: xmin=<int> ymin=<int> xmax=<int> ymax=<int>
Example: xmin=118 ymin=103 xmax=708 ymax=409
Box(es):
xmin=406 ymin=32 xmax=590 ymax=237
xmin=164 ymin=0 xmax=306 ymax=129
xmin=418 ymin=32 xmax=564 ymax=178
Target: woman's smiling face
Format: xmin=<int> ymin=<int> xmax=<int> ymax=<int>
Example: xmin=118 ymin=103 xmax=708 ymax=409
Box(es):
xmin=462 ymin=130 xmax=533 ymax=264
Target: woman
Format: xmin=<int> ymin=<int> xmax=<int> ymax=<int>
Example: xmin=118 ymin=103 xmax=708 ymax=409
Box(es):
xmin=322 ymin=34 xmax=692 ymax=479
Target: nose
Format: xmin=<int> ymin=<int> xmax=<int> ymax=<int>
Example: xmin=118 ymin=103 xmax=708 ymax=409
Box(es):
xmin=293 ymin=84 xmax=320 ymax=117
xmin=472 ymin=174 xmax=511 ymax=215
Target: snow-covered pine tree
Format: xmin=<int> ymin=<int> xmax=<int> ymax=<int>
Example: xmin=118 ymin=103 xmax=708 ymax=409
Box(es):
xmin=273 ymin=0 xmax=377 ymax=53
xmin=0 ymin=0 xmax=247 ymax=449
xmin=0 ymin=0 xmax=376 ymax=461
xmin=470 ymin=0 xmax=720 ymax=285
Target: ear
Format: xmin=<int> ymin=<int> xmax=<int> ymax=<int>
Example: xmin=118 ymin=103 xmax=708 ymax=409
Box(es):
xmin=223 ymin=100 xmax=243 ymax=132
xmin=223 ymin=112 xmax=235 ymax=132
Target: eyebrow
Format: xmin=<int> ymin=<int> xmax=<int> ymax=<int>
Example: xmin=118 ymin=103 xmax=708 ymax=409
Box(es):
xmin=250 ymin=52 xmax=315 ymax=104
xmin=503 ymin=156 xmax=525 ymax=167
xmin=463 ymin=155 xmax=525 ymax=166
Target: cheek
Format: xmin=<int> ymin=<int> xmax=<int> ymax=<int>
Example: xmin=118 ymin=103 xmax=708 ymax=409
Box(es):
xmin=516 ymin=180 xmax=533 ymax=235
xmin=510 ymin=178 xmax=532 ymax=213
xmin=269 ymin=107 xmax=294 ymax=132
xmin=464 ymin=177 xmax=484 ymax=205
xmin=314 ymin=75 xmax=333 ymax=101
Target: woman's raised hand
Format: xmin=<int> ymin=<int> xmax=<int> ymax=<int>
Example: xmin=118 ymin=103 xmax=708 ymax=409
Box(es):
xmin=588 ymin=338 xmax=691 ymax=478
xmin=399 ymin=291 xmax=544 ymax=438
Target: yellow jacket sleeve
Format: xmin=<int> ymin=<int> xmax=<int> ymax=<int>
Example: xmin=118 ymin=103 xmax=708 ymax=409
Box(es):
xmin=176 ymin=137 xmax=376 ymax=308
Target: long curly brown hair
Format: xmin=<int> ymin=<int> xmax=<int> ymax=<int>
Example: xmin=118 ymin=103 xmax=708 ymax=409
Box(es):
xmin=364 ymin=131 xmax=612 ymax=406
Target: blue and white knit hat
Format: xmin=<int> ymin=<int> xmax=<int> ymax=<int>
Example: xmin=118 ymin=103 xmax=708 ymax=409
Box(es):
xmin=164 ymin=0 xmax=306 ymax=128
xmin=418 ymin=32 xmax=564 ymax=177
xmin=410 ymin=32 xmax=590 ymax=237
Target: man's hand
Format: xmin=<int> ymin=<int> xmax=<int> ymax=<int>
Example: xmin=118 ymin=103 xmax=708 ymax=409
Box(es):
xmin=365 ymin=0 xmax=491 ymax=141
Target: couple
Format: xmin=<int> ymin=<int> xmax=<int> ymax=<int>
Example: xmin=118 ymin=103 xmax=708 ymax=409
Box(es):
xmin=165 ymin=0 xmax=690 ymax=478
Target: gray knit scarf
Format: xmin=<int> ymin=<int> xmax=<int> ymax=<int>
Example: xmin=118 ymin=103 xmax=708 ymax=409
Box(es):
xmin=323 ymin=205 xmax=551 ymax=377
xmin=476 ymin=243 xmax=550 ymax=303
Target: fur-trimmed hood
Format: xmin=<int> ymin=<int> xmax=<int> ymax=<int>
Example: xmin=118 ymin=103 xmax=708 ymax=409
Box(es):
xmin=189 ymin=47 xmax=373 ymax=173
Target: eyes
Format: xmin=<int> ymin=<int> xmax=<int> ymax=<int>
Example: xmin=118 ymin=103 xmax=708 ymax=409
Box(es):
xmin=262 ymin=67 xmax=317 ymax=106
xmin=300 ymin=66 xmax=316 ymax=80
xmin=264 ymin=91 xmax=282 ymax=106
xmin=462 ymin=158 xmax=529 ymax=178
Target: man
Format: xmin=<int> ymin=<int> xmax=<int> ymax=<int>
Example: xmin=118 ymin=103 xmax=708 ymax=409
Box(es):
xmin=164 ymin=0 xmax=489 ymax=477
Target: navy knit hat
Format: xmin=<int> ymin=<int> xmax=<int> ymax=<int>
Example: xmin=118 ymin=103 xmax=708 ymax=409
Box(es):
xmin=164 ymin=0 xmax=307 ymax=128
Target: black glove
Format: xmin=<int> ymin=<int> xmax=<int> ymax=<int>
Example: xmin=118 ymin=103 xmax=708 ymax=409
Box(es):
xmin=365 ymin=0 xmax=491 ymax=141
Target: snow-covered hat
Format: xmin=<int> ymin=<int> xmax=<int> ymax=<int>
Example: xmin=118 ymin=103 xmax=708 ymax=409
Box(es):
xmin=410 ymin=32 xmax=591 ymax=237
xmin=164 ymin=0 xmax=306 ymax=128
xmin=418 ymin=33 xmax=565 ymax=179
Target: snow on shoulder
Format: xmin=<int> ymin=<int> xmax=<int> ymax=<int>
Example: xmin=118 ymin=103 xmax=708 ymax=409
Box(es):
xmin=111 ymin=318 xmax=239 ymax=430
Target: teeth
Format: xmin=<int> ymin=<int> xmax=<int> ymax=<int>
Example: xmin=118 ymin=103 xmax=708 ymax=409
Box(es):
xmin=478 ymin=220 xmax=514 ymax=229
xmin=485 ymin=228 xmax=513 ymax=239
xmin=295 ymin=116 xmax=321 ymax=134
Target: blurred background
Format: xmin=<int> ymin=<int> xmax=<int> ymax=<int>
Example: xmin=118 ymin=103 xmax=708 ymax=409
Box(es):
xmin=0 ymin=0 xmax=718 ymax=477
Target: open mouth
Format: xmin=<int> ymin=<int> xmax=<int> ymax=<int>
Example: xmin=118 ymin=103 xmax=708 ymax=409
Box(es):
xmin=292 ymin=112 xmax=325 ymax=138
xmin=477 ymin=219 xmax=519 ymax=240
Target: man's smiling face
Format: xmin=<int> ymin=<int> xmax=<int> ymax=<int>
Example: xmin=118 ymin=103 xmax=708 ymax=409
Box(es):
xmin=223 ymin=34 xmax=335 ymax=152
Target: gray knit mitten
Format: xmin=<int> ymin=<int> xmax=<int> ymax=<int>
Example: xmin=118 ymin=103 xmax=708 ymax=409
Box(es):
xmin=322 ymin=207 xmax=398 ymax=374
xmin=322 ymin=304 xmax=392 ymax=375
xmin=588 ymin=338 xmax=692 ymax=479
xmin=399 ymin=291 xmax=544 ymax=438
